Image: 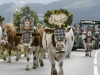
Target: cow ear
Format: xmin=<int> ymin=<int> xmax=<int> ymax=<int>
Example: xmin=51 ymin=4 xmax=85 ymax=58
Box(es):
xmin=45 ymin=29 xmax=54 ymax=34
xmin=16 ymin=33 xmax=23 ymax=36
xmin=67 ymin=26 xmax=71 ymax=32
xmin=32 ymin=33 xmax=40 ymax=36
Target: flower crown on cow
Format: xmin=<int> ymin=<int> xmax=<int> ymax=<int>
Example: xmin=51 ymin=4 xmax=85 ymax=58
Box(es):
xmin=43 ymin=9 xmax=73 ymax=28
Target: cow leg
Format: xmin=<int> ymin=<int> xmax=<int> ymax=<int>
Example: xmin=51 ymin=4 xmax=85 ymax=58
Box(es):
xmin=89 ymin=48 xmax=91 ymax=57
xmin=1 ymin=49 xmax=6 ymax=61
xmin=39 ymin=48 xmax=44 ymax=67
xmin=87 ymin=48 xmax=89 ymax=56
xmin=24 ymin=47 xmax=27 ymax=57
xmin=58 ymin=61 xmax=63 ymax=75
xmin=33 ymin=46 xmax=39 ymax=69
xmin=7 ymin=49 xmax=11 ymax=63
xmin=48 ymin=50 xmax=57 ymax=75
xmin=51 ymin=64 xmax=57 ymax=75
xmin=67 ymin=52 xmax=70 ymax=58
xmin=18 ymin=48 xmax=21 ymax=58
xmin=85 ymin=50 xmax=88 ymax=56
xmin=25 ymin=48 xmax=30 ymax=71
xmin=43 ymin=49 xmax=46 ymax=58
xmin=14 ymin=50 xmax=17 ymax=56
xmin=16 ymin=50 xmax=19 ymax=61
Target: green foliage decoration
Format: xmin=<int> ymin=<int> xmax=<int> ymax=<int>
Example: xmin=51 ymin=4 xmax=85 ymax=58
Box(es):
xmin=12 ymin=5 xmax=39 ymax=32
xmin=0 ymin=15 xmax=5 ymax=26
xmin=43 ymin=9 xmax=73 ymax=28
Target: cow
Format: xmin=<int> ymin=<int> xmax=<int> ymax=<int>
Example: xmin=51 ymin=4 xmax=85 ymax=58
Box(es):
xmin=42 ymin=26 xmax=74 ymax=75
xmin=82 ymin=28 xmax=95 ymax=57
xmin=0 ymin=38 xmax=11 ymax=61
xmin=2 ymin=23 xmax=23 ymax=63
xmin=66 ymin=26 xmax=75 ymax=58
xmin=21 ymin=26 xmax=45 ymax=70
xmin=0 ymin=25 xmax=2 ymax=42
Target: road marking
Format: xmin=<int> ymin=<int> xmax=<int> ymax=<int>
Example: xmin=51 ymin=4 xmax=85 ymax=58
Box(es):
xmin=94 ymin=50 xmax=99 ymax=75
xmin=94 ymin=58 xmax=97 ymax=65
xmin=94 ymin=66 xmax=98 ymax=75
xmin=94 ymin=50 xmax=99 ymax=58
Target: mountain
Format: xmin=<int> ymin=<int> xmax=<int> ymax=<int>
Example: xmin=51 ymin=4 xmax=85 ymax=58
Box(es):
xmin=0 ymin=0 xmax=100 ymax=25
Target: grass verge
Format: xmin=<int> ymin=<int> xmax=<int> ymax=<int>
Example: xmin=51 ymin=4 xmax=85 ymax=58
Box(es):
xmin=0 ymin=48 xmax=24 ymax=58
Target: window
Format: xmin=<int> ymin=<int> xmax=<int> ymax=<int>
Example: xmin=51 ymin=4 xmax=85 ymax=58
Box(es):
xmin=98 ymin=26 xmax=100 ymax=28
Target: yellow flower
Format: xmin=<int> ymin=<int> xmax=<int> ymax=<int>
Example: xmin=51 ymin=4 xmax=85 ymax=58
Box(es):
xmin=56 ymin=11 xmax=59 ymax=15
xmin=68 ymin=13 xmax=71 ymax=17
xmin=62 ymin=24 xmax=65 ymax=27
xmin=51 ymin=10 xmax=55 ymax=14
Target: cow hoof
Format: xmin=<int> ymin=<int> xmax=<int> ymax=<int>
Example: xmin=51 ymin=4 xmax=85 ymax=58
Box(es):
xmin=32 ymin=66 xmax=36 ymax=69
xmin=3 ymin=58 xmax=6 ymax=61
xmin=40 ymin=63 xmax=44 ymax=67
xmin=85 ymin=54 xmax=88 ymax=56
xmin=43 ymin=57 xmax=45 ymax=58
xmin=24 ymin=55 xmax=26 ymax=57
xmin=67 ymin=56 xmax=70 ymax=58
xmin=51 ymin=71 xmax=57 ymax=75
xmin=16 ymin=58 xmax=19 ymax=61
xmin=25 ymin=68 xmax=30 ymax=71
xmin=8 ymin=60 xmax=11 ymax=63
xmin=39 ymin=60 xmax=44 ymax=67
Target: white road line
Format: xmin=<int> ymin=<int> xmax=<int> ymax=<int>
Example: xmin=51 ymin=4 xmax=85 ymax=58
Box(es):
xmin=94 ymin=58 xmax=97 ymax=65
xmin=94 ymin=50 xmax=99 ymax=75
xmin=94 ymin=50 xmax=99 ymax=58
xmin=94 ymin=66 xmax=98 ymax=75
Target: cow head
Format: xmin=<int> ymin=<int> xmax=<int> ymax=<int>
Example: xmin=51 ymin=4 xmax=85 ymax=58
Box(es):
xmin=45 ymin=28 xmax=67 ymax=53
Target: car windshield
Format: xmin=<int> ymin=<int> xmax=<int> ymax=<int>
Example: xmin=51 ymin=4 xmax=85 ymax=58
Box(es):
xmin=81 ymin=23 xmax=94 ymax=32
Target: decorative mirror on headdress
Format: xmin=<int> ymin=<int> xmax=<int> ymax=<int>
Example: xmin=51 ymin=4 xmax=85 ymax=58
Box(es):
xmin=21 ymin=18 xmax=33 ymax=31
xmin=86 ymin=27 xmax=93 ymax=43
xmin=86 ymin=27 xmax=93 ymax=37
xmin=44 ymin=9 xmax=73 ymax=28
xmin=19 ymin=7 xmax=34 ymax=43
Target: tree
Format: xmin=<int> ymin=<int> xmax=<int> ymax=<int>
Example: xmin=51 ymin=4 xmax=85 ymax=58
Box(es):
xmin=12 ymin=5 xmax=39 ymax=32
xmin=20 ymin=5 xmax=39 ymax=26
xmin=0 ymin=15 xmax=5 ymax=26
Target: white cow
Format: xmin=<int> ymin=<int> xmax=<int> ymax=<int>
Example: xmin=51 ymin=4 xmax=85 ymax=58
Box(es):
xmin=42 ymin=26 xmax=74 ymax=75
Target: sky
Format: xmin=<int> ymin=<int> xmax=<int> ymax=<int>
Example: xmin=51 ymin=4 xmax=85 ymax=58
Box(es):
xmin=0 ymin=0 xmax=98 ymax=8
xmin=63 ymin=0 xmax=97 ymax=8
xmin=0 ymin=0 xmax=60 ymax=5
xmin=3 ymin=0 xmax=97 ymax=13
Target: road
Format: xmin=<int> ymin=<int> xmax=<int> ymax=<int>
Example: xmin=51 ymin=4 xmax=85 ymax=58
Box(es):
xmin=0 ymin=49 xmax=100 ymax=75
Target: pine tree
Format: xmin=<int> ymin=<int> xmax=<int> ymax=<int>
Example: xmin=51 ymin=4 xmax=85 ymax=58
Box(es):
xmin=0 ymin=15 xmax=5 ymax=26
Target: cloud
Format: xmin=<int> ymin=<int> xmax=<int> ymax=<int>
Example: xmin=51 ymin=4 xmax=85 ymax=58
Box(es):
xmin=63 ymin=0 xmax=97 ymax=8
xmin=20 ymin=1 xmax=26 ymax=5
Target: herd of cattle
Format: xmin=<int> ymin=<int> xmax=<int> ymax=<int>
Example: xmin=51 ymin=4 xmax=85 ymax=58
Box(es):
xmin=0 ymin=23 xmax=95 ymax=75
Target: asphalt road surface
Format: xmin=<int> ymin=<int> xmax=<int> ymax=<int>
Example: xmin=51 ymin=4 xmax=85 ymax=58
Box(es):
xmin=0 ymin=49 xmax=100 ymax=75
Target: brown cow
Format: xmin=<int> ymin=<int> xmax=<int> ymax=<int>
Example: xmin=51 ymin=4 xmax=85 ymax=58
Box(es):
xmin=2 ymin=23 xmax=23 ymax=63
xmin=22 ymin=26 xmax=45 ymax=70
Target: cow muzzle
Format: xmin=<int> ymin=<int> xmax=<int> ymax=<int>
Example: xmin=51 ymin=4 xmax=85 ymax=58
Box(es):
xmin=56 ymin=42 xmax=65 ymax=53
